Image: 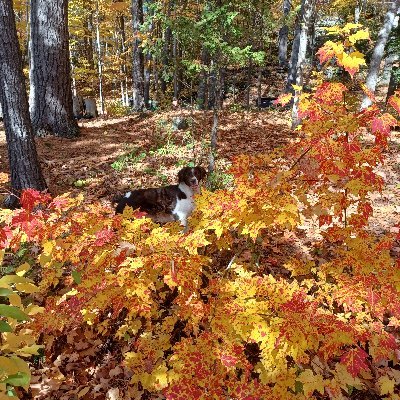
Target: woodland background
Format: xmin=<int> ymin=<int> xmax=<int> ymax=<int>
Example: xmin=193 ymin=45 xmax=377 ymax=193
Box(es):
xmin=0 ymin=0 xmax=400 ymax=399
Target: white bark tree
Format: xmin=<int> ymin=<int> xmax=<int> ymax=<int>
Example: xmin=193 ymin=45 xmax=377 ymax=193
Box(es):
xmin=360 ymin=0 xmax=400 ymax=110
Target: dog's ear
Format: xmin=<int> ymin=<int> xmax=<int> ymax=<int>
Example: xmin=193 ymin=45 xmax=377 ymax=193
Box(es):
xmin=195 ymin=166 xmax=207 ymax=181
xmin=178 ymin=167 xmax=187 ymax=182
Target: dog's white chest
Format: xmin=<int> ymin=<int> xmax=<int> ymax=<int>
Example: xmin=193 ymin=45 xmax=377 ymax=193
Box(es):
xmin=173 ymin=197 xmax=194 ymax=219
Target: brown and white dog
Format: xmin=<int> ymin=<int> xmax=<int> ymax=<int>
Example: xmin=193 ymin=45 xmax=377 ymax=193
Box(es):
xmin=115 ymin=166 xmax=207 ymax=228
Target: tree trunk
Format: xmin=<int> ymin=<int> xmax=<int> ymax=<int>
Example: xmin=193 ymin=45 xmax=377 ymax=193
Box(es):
xmin=278 ymin=0 xmax=291 ymax=69
xmin=0 ymin=0 xmax=47 ymax=207
xmin=85 ymin=12 xmax=95 ymax=70
xmin=208 ymin=64 xmax=220 ymax=177
xmin=172 ymin=35 xmax=181 ymax=100
xmin=355 ymin=0 xmax=367 ymax=23
xmin=246 ymin=58 xmax=252 ymax=109
xmin=207 ymin=62 xmax=217 ymax=110
xmin=118 ymin=14 xmax=129 ymax=106
xmin=131 ymin=0 xmax=145 ymax=111
xmin=197 ymin=48 xmax=208 ymax=109
xmin=95 ymin=0 xmax=104 ymax=114
xmin=386 ymin=64 xmax=399 ymax=104
xmin=144 ymin=52 xmax=151 ymax=108
xmin=286 ymin=0 xmax=315 ymax=95
xmin=290 ymin=0 xmax=316 ymax=128
xmin=257 ymin=67 xmax=262 ymax=108
xmin=29 ymin=0 xmax=79 ymax=138
xmin=361 ymin=0 xmax=400 ymax=109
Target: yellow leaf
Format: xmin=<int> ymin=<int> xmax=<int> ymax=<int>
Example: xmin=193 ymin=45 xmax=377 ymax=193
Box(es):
xmin=78 ymin=386 xmax=91 ymax=398
xmin=8 ymin=293 xmax=22 ymax=307
xmin=0 ymin=275 xmax=33 ymax=287
xmin=17 ymin=344 xmax=44 ymax=356
xmin=15 ymin=282 xmax=39 ymax=294
xmin=298 ymin=369 xmax=325 ymax=396
xmin=379 ymin=375 xmax=395 ymax=395
xmin=15 ymin=262 xmax=31 ymax=276
xmin=25 ymin=304 xmax=45 ymax=316
xmin=292 ymin=84 xmax=302 ymax=91
xmin=154 ymin=363 xmax=169 ymax=390
xmin=0 ymin=355 xmax=31 ymax=390
xmin=348 ymin=29 xmax=369 ymax=44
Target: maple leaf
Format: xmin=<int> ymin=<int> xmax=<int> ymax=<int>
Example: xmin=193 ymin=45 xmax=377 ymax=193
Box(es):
xmin=315 ymin=82 xmax=347 ymax=104
xmin=274 ymin=93 xmax=292 ymax=106
xmin=340 ymin=347 xmax=369 ymax=377
xmin=94 ymin=227 xmax=115 ymax=247
xmin=0 ymin=225 xmax=13 ymax=248
xmin=317 ymin=40 xmax=343 ymax=64
xmin=338 ymin=51 xmax=366 ymax=77
xmin=297 ymin=369 xmax=325 ymax=396
xmin=20 ymin=189 xmax=51 ymax=212
xmin=387 ymin=92 xmax=400 ymax=115
xmin=378 ymin=375 xmax=395 ymax=396
xmin=371 ymin=113 xmax=397 ymax=136
xmin=348 ymin=28 xmax=369 ymax=44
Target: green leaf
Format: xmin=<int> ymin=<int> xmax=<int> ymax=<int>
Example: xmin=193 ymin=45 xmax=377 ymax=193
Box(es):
xmin=0 ymin=320 xmax=13 ymax=332
xmin=3 ymin=371 xmax=30 ymax=387
xmin=71 ymin=270 xmax=82 ymax=284
xmin=0 ymin=288 xmax=13 ymax=297
xmin=0 ymin=304 xmax=30 ymax=321
xmin=294 ymin=380 xmax=304 ymax=394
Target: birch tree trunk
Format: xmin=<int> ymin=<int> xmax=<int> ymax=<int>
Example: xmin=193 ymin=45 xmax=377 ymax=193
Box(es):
xmin=131 ymin=0 xmax=145 ymax=111
xmin=95 ymin=0 xmax=104 ymax=114
xmin=0 ymin=0 xmax=47 ymax=207
xmin=289 ymin=0 xmax=316 ymax=128
xmin=278 ymin=0 xmax=291 ymax=69
xmin=360 ymin=0 xmax=400 ymax=109
xmin=29 ymin=0 xmax=79 ymax=137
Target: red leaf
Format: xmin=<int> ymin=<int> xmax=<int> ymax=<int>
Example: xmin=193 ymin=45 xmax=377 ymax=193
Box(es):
xmin=20 ymin=189 xmax=51 ymax=212
xmin=0 ymin=226 xmax=12 ymax=248
xmin=94 ymin=227 xmax=115 ymax=247
xmin=340 ymin=347 xmax=369 ymax=377
xmin=274 ymin=93 xmax=292 ymax=106
xmin=315 ymin=82 xmax=347 ymax=105
xmin=371 ymin=114 xmax=397 ymax=136
xmin=318 ymin=214 xmax=333 ymax=227
xmin=220 ymin=353 xmax=238 ymax=368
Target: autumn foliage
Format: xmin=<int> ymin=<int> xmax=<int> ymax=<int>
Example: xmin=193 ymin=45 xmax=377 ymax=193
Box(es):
xmin=1 ymin=28 xmax=400 ymax=399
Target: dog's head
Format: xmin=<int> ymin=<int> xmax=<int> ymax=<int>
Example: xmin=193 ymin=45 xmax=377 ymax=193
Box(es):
xmin=178 ymin=166 xmax=207 ymax=192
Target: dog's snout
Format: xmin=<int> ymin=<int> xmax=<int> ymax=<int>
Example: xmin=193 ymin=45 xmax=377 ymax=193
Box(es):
xmin=190 ymin=178 xmax=197 ymax=184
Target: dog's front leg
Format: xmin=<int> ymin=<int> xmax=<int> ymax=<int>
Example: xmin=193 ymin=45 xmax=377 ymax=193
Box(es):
xmin=174 ymin=212 xmax=188 ymax=233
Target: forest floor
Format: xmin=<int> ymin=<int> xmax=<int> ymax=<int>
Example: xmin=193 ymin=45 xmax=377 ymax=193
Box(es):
xmin=0 ymin=109 xmax=399 ymax=236
xmin=0 ymin=110 xmax=400 ymax=399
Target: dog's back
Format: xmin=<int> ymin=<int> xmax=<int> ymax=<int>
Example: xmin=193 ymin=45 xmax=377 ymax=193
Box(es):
xmin=115 ymin=185 xmax=185 ymax=215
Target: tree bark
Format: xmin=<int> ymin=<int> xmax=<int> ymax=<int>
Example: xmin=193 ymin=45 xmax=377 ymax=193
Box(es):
xmin=361 ymin=0 xmax=400 ymax=109
xmin=386 ymin=64 xmax=399 ymax=104
xmin=131 ymin=0 xmax=145 ymax=111
xmin=0 ymin=0 xmax=47 ymax=207
xmin=208 ymin=64 xmax=220 ymax=177
xmin=29 ymin=0 xmax=79 ymax=138
xmin=197 ymin=47 xmax=208 ymax=109
xmin=289 ymin=0 xmax=316 ymax=128
xmin=246 ymin=58 xmax=252 ymax=109
xmin=286 ymin=0 xmax=316 ymax=95
xmin=207 ymin=61 xmax=217 ymax=110
xmin=117 ymin=14 xmax=128 ymax=105
xmin=172 ymin=35 xmax=181 ymax=100
xmin=278 ymin=0 xmax=291 ymax=69
xmin=95 ymin=0 xmax=104 ymax=114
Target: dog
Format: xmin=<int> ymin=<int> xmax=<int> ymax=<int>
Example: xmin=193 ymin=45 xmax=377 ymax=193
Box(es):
xmin=115 ymin=166 xmax=207 ymax=229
